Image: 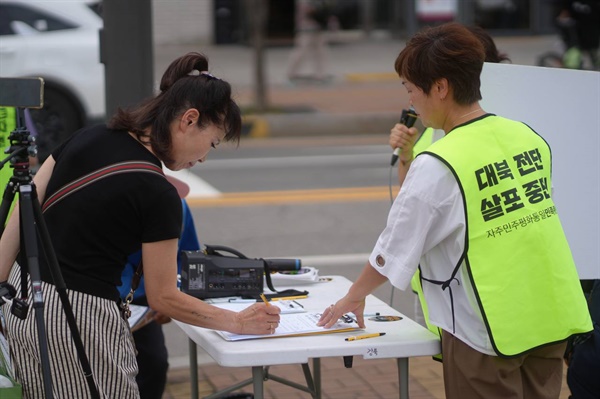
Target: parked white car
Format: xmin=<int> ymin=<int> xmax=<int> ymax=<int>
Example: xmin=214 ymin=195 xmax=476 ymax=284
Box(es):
xmin=0 ymin=0 xmax=105 ymax=160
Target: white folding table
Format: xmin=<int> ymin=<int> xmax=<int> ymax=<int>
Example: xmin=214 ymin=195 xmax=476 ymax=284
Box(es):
xmin=175 ymin=275 xmax=441 ymax=399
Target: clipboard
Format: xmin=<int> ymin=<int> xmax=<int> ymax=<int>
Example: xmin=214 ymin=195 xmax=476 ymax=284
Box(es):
xmin=128 ymin=305 xmax=157 ymax=332
xmin=215 ymin=312 xmax=362 ymax=341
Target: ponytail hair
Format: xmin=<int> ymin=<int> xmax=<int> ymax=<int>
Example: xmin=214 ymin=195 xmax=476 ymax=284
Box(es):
xmin=108 ymin=52 xmax=241 ymax=164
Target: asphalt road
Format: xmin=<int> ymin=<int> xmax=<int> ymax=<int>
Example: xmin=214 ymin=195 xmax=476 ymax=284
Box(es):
xmin=181 ymin=134 xmax=397 ymax=257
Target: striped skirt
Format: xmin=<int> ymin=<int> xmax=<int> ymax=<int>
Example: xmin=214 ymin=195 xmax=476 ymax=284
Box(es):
xmin=2 ymin=264 xmax=140 ymax=398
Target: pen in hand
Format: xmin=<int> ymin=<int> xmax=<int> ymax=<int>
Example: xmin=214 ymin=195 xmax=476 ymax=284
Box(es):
xmin=259 ymin=293 xmax=270 ymax=306
xmin=345 ymin=332 xmax=386 ymax=341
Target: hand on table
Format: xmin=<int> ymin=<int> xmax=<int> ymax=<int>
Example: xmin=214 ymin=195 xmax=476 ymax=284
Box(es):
xmin=317 ymin=295 xmax=366 ymax=329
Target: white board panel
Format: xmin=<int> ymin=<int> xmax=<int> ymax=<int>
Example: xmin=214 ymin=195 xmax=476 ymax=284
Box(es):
xmin=481 ymin=63 xmax=600 ymax=279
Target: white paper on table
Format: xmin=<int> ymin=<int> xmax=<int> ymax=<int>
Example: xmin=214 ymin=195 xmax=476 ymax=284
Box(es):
xmin=216 ymin=312 xmax=361 ymax=341
xmin=210 ymin=300 xmax=306 ymax=315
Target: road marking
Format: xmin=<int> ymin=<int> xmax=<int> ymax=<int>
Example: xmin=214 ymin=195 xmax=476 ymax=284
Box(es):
xmin=163 ymin=168 xmax=220 ymax=197
xmin=190 ymin=152 xmax=389 ymax=170
xmin=164 ymin=162 xmax=398 ymax=206
xmin=186 ymin=186 xmax=397 ymax=207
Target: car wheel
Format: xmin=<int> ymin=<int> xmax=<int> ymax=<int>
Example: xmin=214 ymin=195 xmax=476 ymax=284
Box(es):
xmin=29 ymin=87 xmax=84 ymax=163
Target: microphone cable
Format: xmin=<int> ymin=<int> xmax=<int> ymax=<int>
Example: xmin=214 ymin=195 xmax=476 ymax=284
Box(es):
xmin=387 ymin=107 xmax=417 ymax=306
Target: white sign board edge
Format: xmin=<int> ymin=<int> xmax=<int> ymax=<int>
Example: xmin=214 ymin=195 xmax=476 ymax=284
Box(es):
xmin=481 ymin=63 xmax=600 ymax=279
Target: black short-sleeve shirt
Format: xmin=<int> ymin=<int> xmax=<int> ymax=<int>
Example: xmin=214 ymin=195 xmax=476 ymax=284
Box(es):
xmin=37 ymin=124 xmax=182 ymax=301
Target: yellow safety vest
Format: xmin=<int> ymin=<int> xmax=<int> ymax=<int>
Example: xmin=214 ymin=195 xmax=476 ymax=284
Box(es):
xmin=0 ymin=107 xmax=17 ymax=222
xmin=408 ymin=127 xmax=443 ymax=359
xmin=421 ymin=115 xmax=592 ymax=357
xmin=412 ymin=127 xmax=434 ymax=156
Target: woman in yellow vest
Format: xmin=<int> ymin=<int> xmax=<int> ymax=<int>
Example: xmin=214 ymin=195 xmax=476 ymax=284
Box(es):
xmin=318 ymin=22 xmax=592 ymax=399
xmin=391 ymin=25 xmax=513 ymax=361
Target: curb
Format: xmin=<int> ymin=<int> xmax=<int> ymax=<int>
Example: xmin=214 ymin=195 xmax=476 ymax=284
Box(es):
xmin=241 ymin=115 xmax=269 ymax=138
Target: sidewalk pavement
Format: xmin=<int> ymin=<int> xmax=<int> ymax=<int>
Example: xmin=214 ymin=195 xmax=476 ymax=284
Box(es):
xmin=155 ymin=33 xmax=560 ymax=139
xmin=162 ymin=354 xmax=571 ymax=399
xmin=157 ymin=33 xmax=575 ymax=398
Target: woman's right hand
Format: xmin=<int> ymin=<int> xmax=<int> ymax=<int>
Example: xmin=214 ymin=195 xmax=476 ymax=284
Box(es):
xmin=234 ymin=303 xmax=281 ymax=335
xmin=389 ymin=123 xmax=419 ymax=163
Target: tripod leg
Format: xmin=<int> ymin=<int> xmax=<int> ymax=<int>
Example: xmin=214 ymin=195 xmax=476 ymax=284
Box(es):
xmin=0 ymin=181 xmax=17 ymax=238
xmin=18 ymin=184 xmax=54 ymax=398
xmin=29 ymin=186 xmax=100 ymax=399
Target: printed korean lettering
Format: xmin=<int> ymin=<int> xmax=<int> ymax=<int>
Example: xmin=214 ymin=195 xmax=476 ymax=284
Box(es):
xmin=476 ymin=164 xmax=499 ymax=190
xmin=495 ymin=160 xmax=514 ymax=181
xmin=513 ymin=148 xmax=543 ymax=176
xmin=481 ymin=188 xmax=524 ymax=221
xmin=475 ymin=160 xmax=515 ymax=191
xmin=523 ymin=177 xmax=551 ymax=204
xmin=366 ymin=347 xmax=379 ymax=357
xmin=500 ymin=188 xmax=524 ymax=213
xmin=487 ymin=206 xmax=557 ymax=239
xmin=481 ymin=194 xmax=503 ymax=221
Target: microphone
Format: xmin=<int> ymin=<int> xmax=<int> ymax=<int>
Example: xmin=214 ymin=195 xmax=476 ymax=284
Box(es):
xmin=390 ymin=107 xmax=418 ymax=166
xmin=263 ymin=258 xmax=302 ymax=272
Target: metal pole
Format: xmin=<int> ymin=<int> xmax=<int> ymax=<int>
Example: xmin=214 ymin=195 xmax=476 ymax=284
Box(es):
xmin=100 ymin=0 xmax=154 ymax=120
xmin=248 ymin=0 xmax=269 ymax=112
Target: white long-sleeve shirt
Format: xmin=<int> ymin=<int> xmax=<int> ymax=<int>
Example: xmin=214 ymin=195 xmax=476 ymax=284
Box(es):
xmin=369 ymin=153 xmax=496 ymax=355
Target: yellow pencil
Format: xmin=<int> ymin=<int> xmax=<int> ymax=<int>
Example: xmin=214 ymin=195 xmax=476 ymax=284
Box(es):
xmin=271 ymin=295 xmax=308 ymax=301
xmin=345 ymin=332 xmax=386 ymax=341
xmin=259 ymin=293 xmax=270 ymax=306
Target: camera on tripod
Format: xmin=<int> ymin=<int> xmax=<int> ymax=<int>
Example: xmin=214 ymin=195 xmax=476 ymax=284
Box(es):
xmin=0 ymin=77 xmax=44 ymax=191
xmin=0 ymin=77 xmax=45 ymax=318
xmin=1 ymin=77 xmax=108 ymax=397
xmin=180 ymin=244 xmax=302 ymax=299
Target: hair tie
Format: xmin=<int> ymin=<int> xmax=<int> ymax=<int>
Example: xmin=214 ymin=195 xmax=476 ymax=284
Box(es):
xmin=200 ymin=71 xmax=220 ymax=80
xmin=188 ymin=69 xmax=220 ymax=80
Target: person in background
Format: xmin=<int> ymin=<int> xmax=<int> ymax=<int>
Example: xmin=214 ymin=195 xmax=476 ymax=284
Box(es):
xmin=565 ymin=279 xmax=600 ymax=398
xmin=319 ymin=22 xmax=592 ymax=399
xmin=557 ymin=0 xmax=600 ymax=69
xmin=119 ymin=175 xmax=199 ymax=399
xmin=0 ymin=52 xmax=280 ymax=398
xmin=286 ymin=0 xmax=337 ymax=83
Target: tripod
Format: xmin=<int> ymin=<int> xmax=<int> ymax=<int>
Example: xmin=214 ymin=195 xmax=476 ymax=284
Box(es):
xmin=0 ymin=109 xmax=99 ymax=398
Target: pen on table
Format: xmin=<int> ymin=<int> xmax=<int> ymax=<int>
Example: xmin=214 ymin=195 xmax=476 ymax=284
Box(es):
xmin=259 ymin=293 xmax=270 ymax=306
xmin=271 ymin=295 xmax=308 ymax=301
xmin=345 ymin=332 xmax=386 ymax=342
xmin=348 ymin=312 xmax=380 ymax=321
xmin=228 ymin=298 xmax=256 ymax=303
xmin=292 ymin=300 xmax=304 ymax=308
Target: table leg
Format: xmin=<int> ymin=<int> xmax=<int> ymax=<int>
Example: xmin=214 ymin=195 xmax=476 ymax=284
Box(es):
xmin=313 ymin=358 xmax=321 ymax=399
xmin=397 ymin=358 xmax=408 ymax=399
xmin=189 ymin=339 xmax=199 ymax=399
xmin=252 ymin=366 xmax=265 ymax=399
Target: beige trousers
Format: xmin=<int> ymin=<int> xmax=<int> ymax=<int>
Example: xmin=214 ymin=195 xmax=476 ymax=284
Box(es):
xmin=442 ymin=329 xmax=566 ymax=399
